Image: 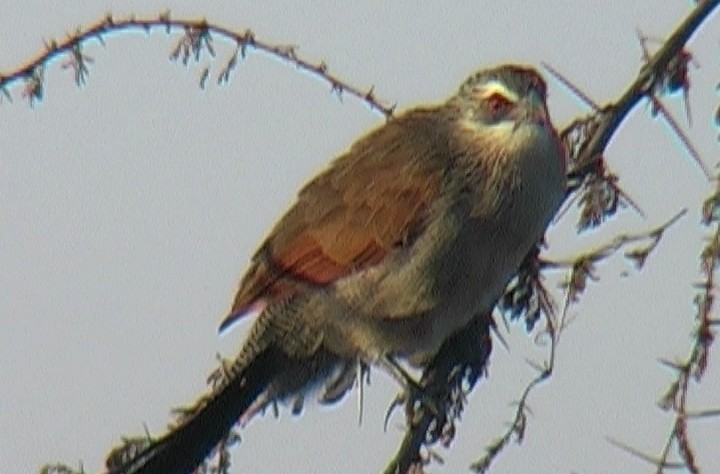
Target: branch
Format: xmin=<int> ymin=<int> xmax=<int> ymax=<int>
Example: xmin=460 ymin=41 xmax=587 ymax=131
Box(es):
xmin=383 ymin=314 xmax=494 ymax=474
xmin=384 ymin=2 xmax=719 ymax=472
xmin=641 ymin=179 xmax=720 ymax=473
xmin=544 ymin=208 xmax=686 ymax=272
xmin=0 ymin=12 xmax=396 ymax=116
xmin=20 ymin=3 xmax=717 ymax=474
xmin=565 ymin=0 xmax=719 ymax=181
xmin=466 ymin=209 xmax=685 ymax=472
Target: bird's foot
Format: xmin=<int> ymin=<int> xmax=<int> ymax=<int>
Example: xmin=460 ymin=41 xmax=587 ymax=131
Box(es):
xmin=380 ymin=356 xmax=440 ymax=428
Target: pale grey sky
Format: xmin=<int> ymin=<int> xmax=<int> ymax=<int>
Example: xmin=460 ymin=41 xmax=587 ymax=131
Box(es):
xmin=1 ymin=1 xmax=719 ymax=473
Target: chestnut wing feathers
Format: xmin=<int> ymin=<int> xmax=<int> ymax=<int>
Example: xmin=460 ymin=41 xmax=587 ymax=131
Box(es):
xmin=224 ymin=109 xmax=451 ymax=324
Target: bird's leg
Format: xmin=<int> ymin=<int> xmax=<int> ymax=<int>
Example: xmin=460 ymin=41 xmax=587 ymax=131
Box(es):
xmin=379 ymin=355 xmax=440 ymax=420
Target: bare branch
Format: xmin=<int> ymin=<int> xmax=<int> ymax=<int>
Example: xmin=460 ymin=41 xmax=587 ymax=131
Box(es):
xmin=545 ymin=208 xmax=686 ymax=271
xmin=16 ymin=2 xmax=717 ymax=473
xmin=565 ymin=0 xmax=718 ymax=181
xmin=0 ymin=13 xmax=396 ymax=116
xmin=606 ymin=437 xmax=685 ymax=470
xmin=651 ymin=177 xmax=720 ymax=473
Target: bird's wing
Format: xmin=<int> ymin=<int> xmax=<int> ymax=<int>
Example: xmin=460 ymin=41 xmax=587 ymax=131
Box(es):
xmin=221 ymin=109 xmax=451 ymax=330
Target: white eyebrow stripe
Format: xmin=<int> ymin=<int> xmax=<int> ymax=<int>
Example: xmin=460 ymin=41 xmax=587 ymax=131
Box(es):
xmin=479 ymin=81 xmax=519 ymax=102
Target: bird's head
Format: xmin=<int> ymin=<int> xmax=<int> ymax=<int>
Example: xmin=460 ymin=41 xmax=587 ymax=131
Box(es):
xmin=450 ymin=64 xmax=558 ymax=152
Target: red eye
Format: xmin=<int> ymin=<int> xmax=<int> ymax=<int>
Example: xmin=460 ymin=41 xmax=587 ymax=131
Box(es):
xmin=486 ymin=93 xmax=512 ymax=114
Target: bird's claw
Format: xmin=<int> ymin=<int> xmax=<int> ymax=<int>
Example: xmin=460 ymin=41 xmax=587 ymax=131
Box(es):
xmin=381 ymin=356 xmax=441 ymax=428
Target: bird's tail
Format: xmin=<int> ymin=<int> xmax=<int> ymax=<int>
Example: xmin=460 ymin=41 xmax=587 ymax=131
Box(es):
xmin=107 ymin=345 xmax=286 ymax=474
xmin=108 ymin=298 xmax=347 ymax=474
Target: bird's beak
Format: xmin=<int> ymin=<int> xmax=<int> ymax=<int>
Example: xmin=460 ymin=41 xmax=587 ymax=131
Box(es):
xmin=510 ymin=93 xmax=549 ymax=132
xmin=523 ymin=94 xmax=549 ymax=127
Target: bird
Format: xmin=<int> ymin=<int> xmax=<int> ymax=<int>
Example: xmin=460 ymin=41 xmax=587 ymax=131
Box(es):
xmin=113 ymin=63 xmax=567 ymax=474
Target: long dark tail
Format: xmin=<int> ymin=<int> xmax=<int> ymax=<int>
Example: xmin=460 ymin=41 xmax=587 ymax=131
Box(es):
xmin=108 ymin=296 xmax=343 ymax=474
xmin=110 ymin=347 xmax=285 ymax=474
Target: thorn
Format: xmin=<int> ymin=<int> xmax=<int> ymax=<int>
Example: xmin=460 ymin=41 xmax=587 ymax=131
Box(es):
xmin=330 ymin=82 xmax=344 ymax=102
xmin=651 ymin=95 xmax=711 ymax=179
xmin=541 ymin=61 xmax=599 ymax=111
xmin=613 ymin=182 xmax=646 ymax=219
xmin=636 ymin=28 xmax=651 ymax=63
xmin=606 ymin=437 xmax=685 ymax=468
xmin=658 ymin=358 xmax=685 ymax=372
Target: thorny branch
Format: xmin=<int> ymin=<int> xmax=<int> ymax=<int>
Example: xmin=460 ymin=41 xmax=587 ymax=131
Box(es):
xmin=643 ymin=180 xmax=719 ymax=473
xmin=385 ymin=1 xmax=719 ymax=472
xmin=384 ymin=206 xmax=687 ymax=474
xmin=0 ymin=12 xmax=396 ymax=116
xmin=11 ymin=1 xmax=716 ymax=474
xmin=464 ymin=209 xmax=686 ymax=474
xmin=601 ymin=180 xmax=720 ymax=473
xmin=545 ymin=209 xmax=687 ymax=274
xmin=566 ymin=0 xmax=718 ymax=181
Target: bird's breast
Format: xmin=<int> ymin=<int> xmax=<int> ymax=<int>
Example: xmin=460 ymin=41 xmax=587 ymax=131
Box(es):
xmin=414 ymin=130 xmax=566 ymax=359
xmin=324 ymin=128 xmax=565 ymax=363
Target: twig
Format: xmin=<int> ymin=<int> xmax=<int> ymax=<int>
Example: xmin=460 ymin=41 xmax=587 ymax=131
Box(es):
xmin=648 ymin=179 xmax=720 ymax=473
xmin=544 ymin=208 xmax=686 ymax=270
xmin=0 ymin=12 xmax=396 ymax=117
xmin=567 ymin=0 xmax=719 ymax=180
xmin=385 ymin=2 xmax=718 ymax=472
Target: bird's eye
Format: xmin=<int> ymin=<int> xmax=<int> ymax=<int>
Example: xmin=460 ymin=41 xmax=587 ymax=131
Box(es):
xmin=486 ymin=93 xmax=513 ymax=115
